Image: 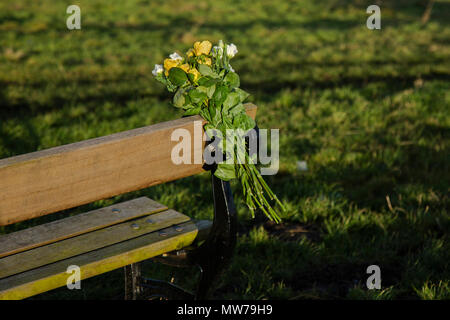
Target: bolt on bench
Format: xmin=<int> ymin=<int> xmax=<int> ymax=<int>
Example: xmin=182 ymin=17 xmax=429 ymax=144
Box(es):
xmin=0 ymin=104 xmax=257 ymax=300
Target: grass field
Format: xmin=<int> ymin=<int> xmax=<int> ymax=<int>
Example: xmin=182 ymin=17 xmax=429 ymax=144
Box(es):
xmin=0 ymin=0 xmax=449 ymax=299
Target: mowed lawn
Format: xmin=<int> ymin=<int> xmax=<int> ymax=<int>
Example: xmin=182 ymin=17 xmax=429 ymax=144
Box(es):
xmin=0 ymin=0 xmax=449 ymax=299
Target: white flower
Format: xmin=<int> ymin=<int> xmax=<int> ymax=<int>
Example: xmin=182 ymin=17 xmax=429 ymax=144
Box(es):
xmin=226 ymin=43 xmax=238 ymax=58
xmin=169 ymin=52 xmax=183 ymax=61
xmin=152 ymin=64 xmax=163 ymax=76
xmin=229 ymin=65 xmax=235 ymax=72
xmin=212 ymin=46 xmax=223 ymax=58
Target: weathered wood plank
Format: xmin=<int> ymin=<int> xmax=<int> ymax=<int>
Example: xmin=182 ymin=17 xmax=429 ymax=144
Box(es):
xmin=0 ymin=209 xmax=191 ymax=278
xmin=0 ymin=104 xmax=257 ymax=226
xmin=0 ymin=197 xmax=168 ymax=258
xmin=0 ymin=220 xmax=212 ymax=300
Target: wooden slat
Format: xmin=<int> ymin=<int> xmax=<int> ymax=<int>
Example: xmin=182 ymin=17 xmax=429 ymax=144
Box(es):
xmin=0 ymin=220 xmax=212 ymax=300
xmin=0 ymin=103 xmax=257 ymax=226
xmin=0 ymin=209 xmax=191 ymax=278
xmin=0 ymin=197 xmax=168 ymax=258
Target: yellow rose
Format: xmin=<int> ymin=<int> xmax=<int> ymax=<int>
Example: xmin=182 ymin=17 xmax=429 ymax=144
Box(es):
xmin=186 ymin=48 xmax=195 ymax=57
xmin=164 ymin=58 xmax=179 ymax=76
xmin=179 ymin=63 xmax=190 ymax=73
xmin=193 ymin=40 xmax=212 ymax=56
xmin=188 ymin=68 xmax=201 ymax=81
xmin=202 ymin=57 xmax=212 ymax=66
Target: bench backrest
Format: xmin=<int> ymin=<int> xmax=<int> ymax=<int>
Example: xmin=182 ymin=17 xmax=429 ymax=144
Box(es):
xmin=0 ymin=104 xmax=257 ymax=226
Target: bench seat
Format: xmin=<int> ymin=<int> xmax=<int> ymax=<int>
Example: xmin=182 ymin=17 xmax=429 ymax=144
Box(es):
xmin=0 ymin=197 xmax=211 ymax=300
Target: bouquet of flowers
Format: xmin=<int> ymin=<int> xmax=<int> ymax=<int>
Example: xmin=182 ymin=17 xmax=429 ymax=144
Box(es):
xmin=153 ymin=40 xmax=284 ymax=222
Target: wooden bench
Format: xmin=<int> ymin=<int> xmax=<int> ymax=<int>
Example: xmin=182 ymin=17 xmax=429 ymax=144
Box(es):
xmin=0 ymin=103 xmax=257 ymax=300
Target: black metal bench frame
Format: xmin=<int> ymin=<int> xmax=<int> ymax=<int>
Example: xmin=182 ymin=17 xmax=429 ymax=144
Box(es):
xmin=125 ymin=173 xmax=237 ymax=300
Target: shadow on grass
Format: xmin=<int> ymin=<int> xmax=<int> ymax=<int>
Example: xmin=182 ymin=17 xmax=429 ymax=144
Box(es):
xmin=313 ymin=134 xmax=449 ymax=212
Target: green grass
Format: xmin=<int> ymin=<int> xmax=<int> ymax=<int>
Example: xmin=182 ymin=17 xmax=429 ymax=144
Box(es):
xmin=0 ymin=0 xmax=449 ymax=300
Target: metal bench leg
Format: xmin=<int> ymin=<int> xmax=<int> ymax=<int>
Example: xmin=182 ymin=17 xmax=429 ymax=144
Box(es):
xmin=145 ymin=174 xmax=237 ymax=299
xmin=128 ymin=173 xmax=237 ymax=300
xmin=191 ymin=174 xmax=238 ymax=299
xmin=124 ymin=263 xmax=142 ymax=300
xmin=124 ymin=262 xmax=194 ymax=300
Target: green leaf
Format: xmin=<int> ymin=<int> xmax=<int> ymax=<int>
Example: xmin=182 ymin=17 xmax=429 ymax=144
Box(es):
xmin=214 ymin=163 xmax=236 ymax=181
xmin=233 ymin=113 xmax=256 ymax=131
xmin=198 ymin=64 xmax=219 ymax=78
xmin=229 ymin=103 xmax=245 ymax=117
xmin=222 ymin=115 xmax=233 ymax=133
xmin=196 ymin=86 xmax=208 ymax=93
xmin=222 ymin=92 xmax=240 ymax=112
xmin=182 ymin=103 xmax=194 ymax=110
xmin=234 ymin=88 xmax=250 ymax=103
xmin=203 ymin=123 xmax=217 ymax=139
xmin=217 ymin=122 xmax=227 ymax=137
xmin=154 ymin=73 xmax=166 ymax=84
xmin=183 ymin=106 xmax=202 ymax=116
xmin=188 ymin=88 xmax=207 ymax=104
xmin=207 ymin=85 xmax=216 ymax=98
xmin=184 ymin=93 xmax=192 ymax=105
xmin=198 ymin=77 xmax=217 ymax=87
xmin=168 ymin=67 xmax=188 ymax=86
xmin=159 ymin=75 xmax=177 ymax=92
xmin=212 ymin=85 xmax=229 ymax=108
xmin=212 ymin=104 xmax=222 ymax=125
xmin=208 ymin=103 xmax=222 ymax=126
xmin=173 ymin=88 xmax=186 ymax=108
xmin=187 ymin=72 xmax=196 ymax=83
xmin=224 ymin=72 xmax=240 ymax=88
xmin=197 ymin=85 xmax=216 ymax=99
xmin=200 ymin=108 xmax=211 ymax=122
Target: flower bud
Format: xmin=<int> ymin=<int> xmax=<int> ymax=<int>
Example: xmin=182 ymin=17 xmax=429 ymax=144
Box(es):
xmin=169 ymin=52 xmax=183 ymax=61
xmin=152 ymin=64 xmax=163 ymax=76
xmin=226 ymin=43 xmax=238 ymax=58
